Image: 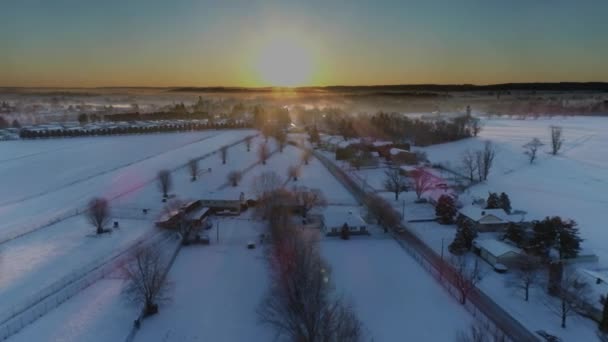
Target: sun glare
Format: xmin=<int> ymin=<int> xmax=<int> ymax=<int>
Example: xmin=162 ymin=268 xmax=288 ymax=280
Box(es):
xmin=254 ymin=34 xmax=315 ymax=87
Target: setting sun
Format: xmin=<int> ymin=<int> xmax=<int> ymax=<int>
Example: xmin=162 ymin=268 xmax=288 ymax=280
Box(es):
xmin=253 ymin=34 xmax=315 ymax=87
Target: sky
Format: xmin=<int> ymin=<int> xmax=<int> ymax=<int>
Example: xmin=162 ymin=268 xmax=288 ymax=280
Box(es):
xmin=1 ymin=0 xmax=607 ymax=87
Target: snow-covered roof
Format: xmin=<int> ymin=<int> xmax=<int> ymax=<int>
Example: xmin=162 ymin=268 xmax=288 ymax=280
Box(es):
xmin=372 ymin=140 xmax=392 ymax=147
xmin=389 ymin=148 xmax=409 ymax=156
xmin=459 ymin=205 xmax=510 ymax=223
xmin=577 ymin=268 xmax=608 ymax=310
xmin=474 ymin=239 xmax=522 ymax=257
xmin=322 ymin=207 xmax=366 ymax=228
xmin=201 ymin=189 xmax=247 ymax=201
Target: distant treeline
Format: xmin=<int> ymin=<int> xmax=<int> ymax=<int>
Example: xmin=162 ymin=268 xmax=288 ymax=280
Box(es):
xmin=171 ymin=82 xmax=608 ymax=94
xmin=19 ymin=121 xmax=250 ymax=139
xmin=104 ymin=111 xmax=211 ymax=121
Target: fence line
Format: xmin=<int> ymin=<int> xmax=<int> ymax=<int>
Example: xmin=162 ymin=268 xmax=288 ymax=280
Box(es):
xmin=0 ymin=230 xmax=174 ymax=340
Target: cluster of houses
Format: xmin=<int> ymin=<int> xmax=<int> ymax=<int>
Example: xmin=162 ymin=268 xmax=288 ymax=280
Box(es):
xmin=320 ymin=135 xmax=419 ymax=166
xmin=155 ymin=188 xmax=368 ymax=239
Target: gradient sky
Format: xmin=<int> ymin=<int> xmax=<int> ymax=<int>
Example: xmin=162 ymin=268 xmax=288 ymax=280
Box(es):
xmin=1 ymin=0 xmax=608 ymax=87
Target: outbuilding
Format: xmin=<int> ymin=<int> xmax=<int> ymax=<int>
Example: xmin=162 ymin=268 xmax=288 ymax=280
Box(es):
xmin=473 ymin=239 xmax=524 ymax=268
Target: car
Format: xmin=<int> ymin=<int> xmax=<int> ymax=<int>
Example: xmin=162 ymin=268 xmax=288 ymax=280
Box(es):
xmin=247 ymin=241 xmax=256 ymax=249
xmin=493 ymin=263 xmax=508 ymax=273
xmin=436 ymin=183 xmax=448 ymax=189
xmin=535 ymin=330 xmax=562 ymax=342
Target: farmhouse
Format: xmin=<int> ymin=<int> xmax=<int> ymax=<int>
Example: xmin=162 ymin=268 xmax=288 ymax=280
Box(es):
xmin=200 ymin=190 xmax=246 ymax=215
xmin=473 ymin=239 xmax=524 ymax=267
xmin=155 ymin=200 xmax=211 ymax=229
xmin=322 ymin=207 xmax=368 ymax=236
xmin=387 ymin=148 xmax=417 ymax=165
xmin=458 ymin=205 xmax=516 ymax=232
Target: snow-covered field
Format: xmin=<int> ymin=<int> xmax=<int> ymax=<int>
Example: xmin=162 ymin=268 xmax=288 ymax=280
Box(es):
xmin=417 ymin=117 xmax=608 ymax=263
xmin=410 ymin=117 xmax=608 ymax=341
xmin=0 ymin=130 xmax=256 ymax=239
xmin=0 ymin=130 xmax=258 ymax=336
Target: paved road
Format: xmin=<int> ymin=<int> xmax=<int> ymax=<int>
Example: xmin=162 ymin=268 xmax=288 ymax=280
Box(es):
xmin=312 ymin=149 xmax=540 ymax=342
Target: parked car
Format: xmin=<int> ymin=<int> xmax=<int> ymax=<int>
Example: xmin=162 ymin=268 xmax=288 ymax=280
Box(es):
xmin=536 ymin=330 xmax=562 ymax=342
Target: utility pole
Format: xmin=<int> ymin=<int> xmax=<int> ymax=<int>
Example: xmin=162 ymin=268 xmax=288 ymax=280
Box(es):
xmin=216 ymin=220 xmax=220 ymax=243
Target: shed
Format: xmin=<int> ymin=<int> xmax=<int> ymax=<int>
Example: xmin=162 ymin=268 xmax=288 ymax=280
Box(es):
xmin=473 ymin=239 xmax=524 ymax=267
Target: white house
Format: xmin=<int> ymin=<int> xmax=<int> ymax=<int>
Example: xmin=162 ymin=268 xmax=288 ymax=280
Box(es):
xmin=458 ymin=205 xmax=523 ymax=232
xmin=322 ymin=207 xmax=368 ymax=236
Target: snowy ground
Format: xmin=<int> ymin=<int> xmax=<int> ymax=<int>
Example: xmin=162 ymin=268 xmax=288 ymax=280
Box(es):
xmin=0 ymin=130 xmax=259 ymax=336
xmin=321 ymin=228 xmax=472 ymax=341
xmin=8 ymin=278 xmax=136 ymax=342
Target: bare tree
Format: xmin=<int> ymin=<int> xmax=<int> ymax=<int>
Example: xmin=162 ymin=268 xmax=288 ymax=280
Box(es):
xmin=188 ymin=158 xmax=198 ymax=181
xmin=157 ymin=169 xmax=172 ymax=199
xmin=258 ymin=142 xmax=270 ymax=165
xmin=124 ymin=246 xmax=171 ymax=316
xmin=245 ymin=136 xmax=252 ymax=152
xmin=365 ymin=193 xmax=401 ymax=232
xmin=287 ymin=165 xmax=300 ymax=182
xmin=301 ymin=149 xmax=312 ymax=165
xmin=294 ymin=186 xmax=327 ymax=218
xmin=461 ymin=150 xmax=478 ymax=182
xmin=227 ymin=170 xmax=242 ymax=187
xmin=508 ymin=256 xmax=540 ymax=302
xmin=480 ymin=141 xmax=496 ymax=181
xmin=258 ymin=229 xmax=365 ymax=341
xmin=411 ymin=168 xmax=433 ymax=201
xmin=252 ymin=171 xmax=283 ymax=199
xmin=544 ymin=267 xmax=589 ymax=328
xmin=384 ymin=167 xmax=407 ymax=201
xmin=275 ymin=131 xmax=287 ymax=153
xmin=550 ymin=126 xmax=564 ymax=155
xmin=523 ymin=138 xmax=544 ymax=164
xmin=87 ymin=197 xmax=110 ymax=234
xmin=450 ymin=256 xmax=484 ymax=305
xmin=456 ymin=322 xmax=506 ymax=342
xmin=220 ymin=145 xmax=228 ymax=164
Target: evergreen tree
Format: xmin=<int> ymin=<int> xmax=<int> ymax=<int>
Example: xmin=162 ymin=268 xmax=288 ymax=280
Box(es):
xmin=436 ymin=195 xmax=457 ymax=224
xmin=448 ymin=233 xmax=468 ymax=255
xmin=504 ymin=223 xmax=525 ymax=247
xmin=486 ymin=192 xmax=500 ymax=209
xmin=457 ymin=217 xmax=477 ymax=250
xmin=600 ymin=294 xmax=608 ymax=333
xmin=530 ymin=217 xmax=582 ymax=260
xmin=499 ymin=192 xmax=512 ymax=213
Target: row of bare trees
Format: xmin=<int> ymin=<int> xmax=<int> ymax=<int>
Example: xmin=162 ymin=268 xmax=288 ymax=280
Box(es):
xmin=256 ymin=174 xmax=365 ymax=340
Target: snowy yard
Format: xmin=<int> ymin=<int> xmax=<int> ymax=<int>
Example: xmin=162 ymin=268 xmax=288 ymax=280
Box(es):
xmin=133 ymin=217 xmax=273 ymax=342
xmin=321 ymin=230 xmax=472 ymax=341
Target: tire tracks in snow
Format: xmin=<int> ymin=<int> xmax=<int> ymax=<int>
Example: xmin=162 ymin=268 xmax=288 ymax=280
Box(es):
xmin=0 ymin=132 xmax=222 ymax=207
xmin=0 ymin=132 xmax=257 ymax=245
